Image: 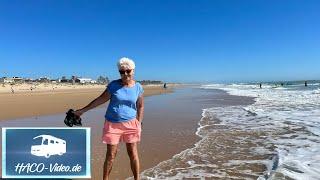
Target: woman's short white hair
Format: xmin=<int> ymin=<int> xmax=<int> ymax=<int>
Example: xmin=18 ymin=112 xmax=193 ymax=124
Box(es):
xmin=117 ymin=57 xmax=135 ymax=70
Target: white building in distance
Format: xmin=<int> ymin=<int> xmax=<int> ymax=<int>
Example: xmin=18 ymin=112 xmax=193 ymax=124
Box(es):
xmin=77 ymin=78 xmax=96 ymax=84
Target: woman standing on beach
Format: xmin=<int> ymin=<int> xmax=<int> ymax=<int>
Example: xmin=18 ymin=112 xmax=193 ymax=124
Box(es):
xmin=74 ymin=57 xmax=144 ymax=180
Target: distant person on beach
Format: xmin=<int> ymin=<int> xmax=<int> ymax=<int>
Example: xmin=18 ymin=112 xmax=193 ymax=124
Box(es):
xmin=11 ymin=86 xmax=15 ymax=94
xmin=75 ymin=57 xmax=144 ymax=180
xmin=259 ymin=83 xmax=262 ymax=89
xmin=163 ymin=83 xmax=167 ymax=89
xmin=305 ymin=81 xmax=308 ymax=87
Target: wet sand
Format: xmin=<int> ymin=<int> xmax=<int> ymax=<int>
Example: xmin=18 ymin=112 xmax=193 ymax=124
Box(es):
xmin=0 ymin=87 xmax=255 ymax=179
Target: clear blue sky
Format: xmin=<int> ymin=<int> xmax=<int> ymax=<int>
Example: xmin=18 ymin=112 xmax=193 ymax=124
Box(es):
xmin=0 ymin=0 xmax=319 ymax=83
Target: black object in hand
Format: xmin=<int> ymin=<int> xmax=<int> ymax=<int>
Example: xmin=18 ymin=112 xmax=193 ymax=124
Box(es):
xmin=64 ymin=109 xmax=82 ymax=127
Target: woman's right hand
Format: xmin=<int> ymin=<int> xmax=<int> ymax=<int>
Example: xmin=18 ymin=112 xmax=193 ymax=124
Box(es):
xmin=74 ymin=109 xmax=84 ymax=117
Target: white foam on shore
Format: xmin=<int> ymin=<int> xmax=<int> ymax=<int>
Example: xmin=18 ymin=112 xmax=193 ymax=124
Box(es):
xmin=133 ymin=106 xmax=277 ymax=179
xmin=202 ymin=83 xmax=320 ymax=179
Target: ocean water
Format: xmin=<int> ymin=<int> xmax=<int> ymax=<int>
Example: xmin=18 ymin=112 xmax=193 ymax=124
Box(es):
xmin=137 ymin=82 xmax=320 ymax=180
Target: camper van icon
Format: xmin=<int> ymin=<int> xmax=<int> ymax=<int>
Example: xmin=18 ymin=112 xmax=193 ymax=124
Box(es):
xmin=31 ymin=135 xmax=66 ymax=158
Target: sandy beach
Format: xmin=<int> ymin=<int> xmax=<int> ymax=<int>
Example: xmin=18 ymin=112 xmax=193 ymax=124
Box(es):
xmin=1 ymin=84 xmax=318 ymax=179
xmin=0 ymin=86 xmax=258 ymax=179
xmin=0 ymin=83 xmax=173 ymax=121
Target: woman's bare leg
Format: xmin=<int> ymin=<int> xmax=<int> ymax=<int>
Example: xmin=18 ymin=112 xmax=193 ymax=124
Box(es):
xmin=103 ymin=144 xmax=118 ymax=180
xmin=126 ymin=142 xmax=140 ymax=180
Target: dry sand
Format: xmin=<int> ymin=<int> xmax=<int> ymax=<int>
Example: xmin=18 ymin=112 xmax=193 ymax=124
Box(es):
xmin=0 ymin=83 xmax=172 ymax=121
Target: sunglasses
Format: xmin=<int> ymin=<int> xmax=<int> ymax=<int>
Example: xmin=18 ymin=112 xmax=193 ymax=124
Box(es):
xmin=119 ymin=69 xmax=132 ymax=74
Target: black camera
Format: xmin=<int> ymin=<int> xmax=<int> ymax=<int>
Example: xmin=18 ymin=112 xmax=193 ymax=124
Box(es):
xmin=64 ymin=109 xmax=82 ymax=127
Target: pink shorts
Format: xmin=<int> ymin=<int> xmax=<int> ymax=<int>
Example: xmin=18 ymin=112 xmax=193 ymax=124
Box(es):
xmin=102 ymin=118 xmax=142 ymax=145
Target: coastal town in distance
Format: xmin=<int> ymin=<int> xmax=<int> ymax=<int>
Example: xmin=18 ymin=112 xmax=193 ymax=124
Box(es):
xmin=0 ymin=76 xmax=164 ymax=94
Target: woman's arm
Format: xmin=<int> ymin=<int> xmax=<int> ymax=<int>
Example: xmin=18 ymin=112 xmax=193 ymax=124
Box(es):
xmin=74 ymin=89 xmax=111 ymax=116
xmin=136 ymin=94 xmax=144 ymax=122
